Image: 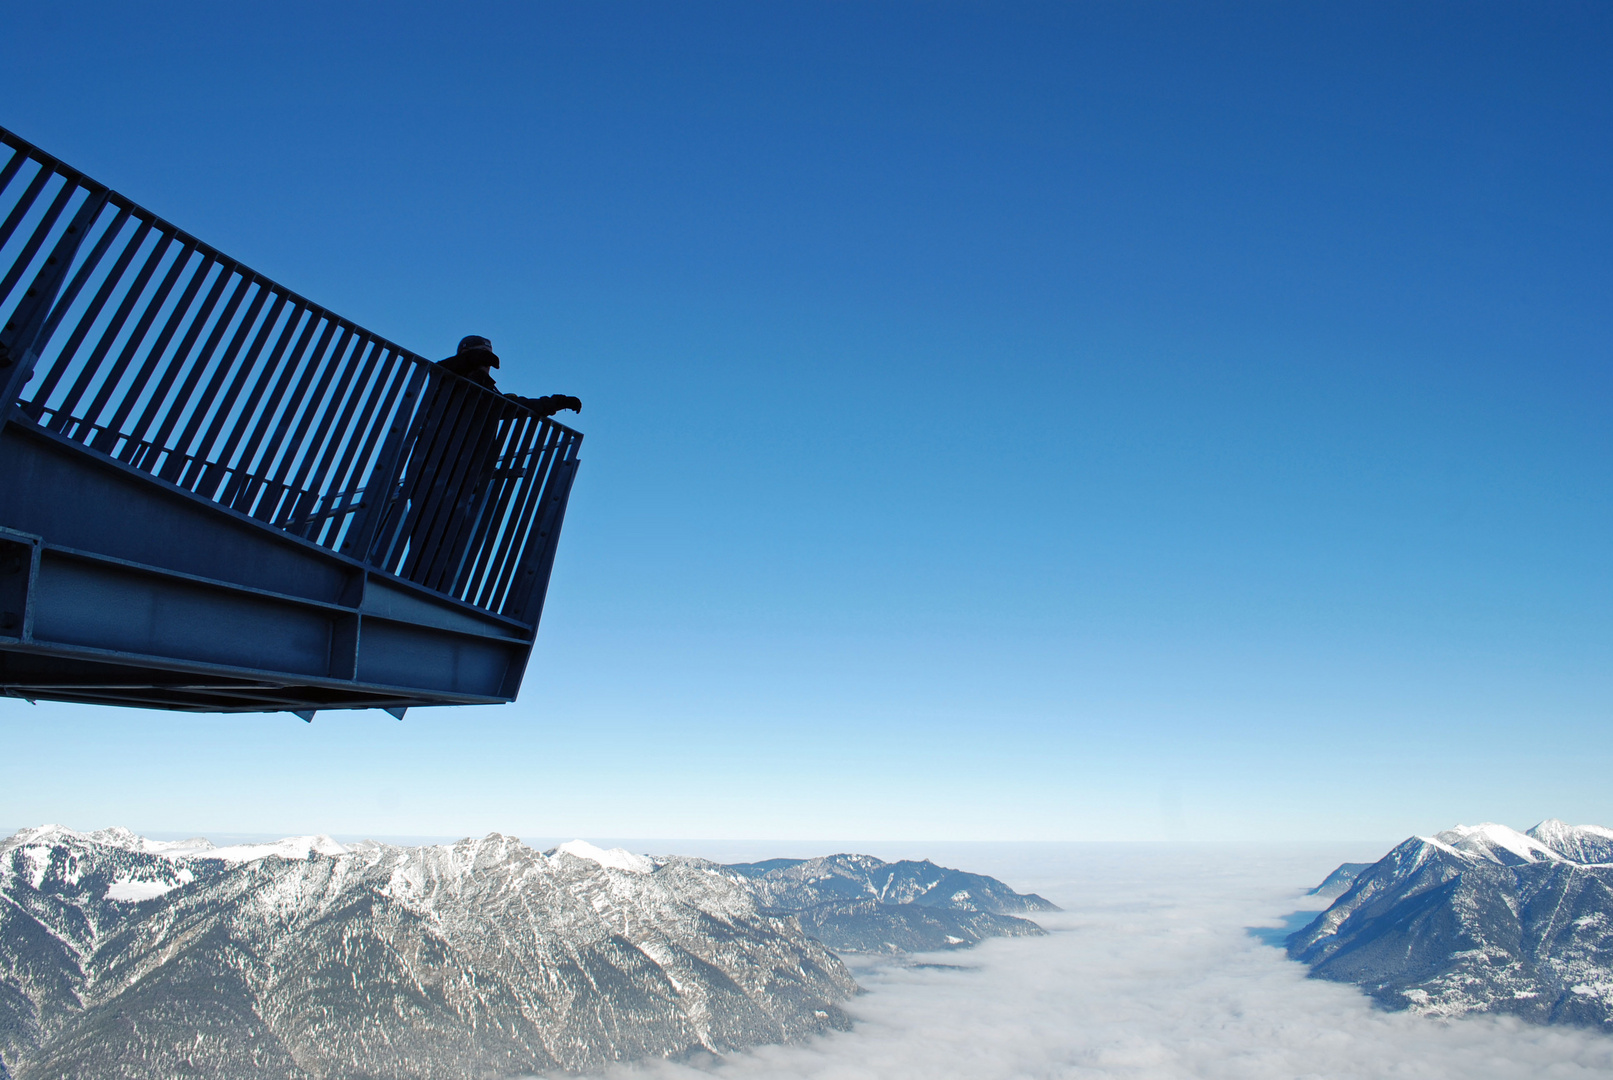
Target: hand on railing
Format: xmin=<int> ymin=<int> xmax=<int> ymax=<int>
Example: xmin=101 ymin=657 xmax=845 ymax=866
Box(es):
xmin=504 ymin=393 xmax=580 ymax=417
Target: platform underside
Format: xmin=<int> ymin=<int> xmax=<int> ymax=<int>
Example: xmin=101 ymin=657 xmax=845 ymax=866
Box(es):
xmin=0 ymin=419 xmax=537 ymax=715
xmin=0 ymin=648 xmax=485 ymax=713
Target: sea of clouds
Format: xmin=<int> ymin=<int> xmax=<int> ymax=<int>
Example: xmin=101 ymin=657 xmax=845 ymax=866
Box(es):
xmin=552 ymin=842 xmax=1613 ymax=1080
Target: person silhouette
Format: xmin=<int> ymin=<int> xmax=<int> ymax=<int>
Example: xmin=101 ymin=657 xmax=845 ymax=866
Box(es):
xmin=364 ymin=336 xmax=580 ymax=581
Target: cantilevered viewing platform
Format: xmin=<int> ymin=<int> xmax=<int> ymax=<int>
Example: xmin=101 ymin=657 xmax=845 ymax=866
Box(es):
xmin=0 ymin=127 xmax=581 ymax=717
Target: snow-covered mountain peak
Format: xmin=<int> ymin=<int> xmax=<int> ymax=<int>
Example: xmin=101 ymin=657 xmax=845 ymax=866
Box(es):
xmin=1530 ymin=818 xmax=1575 ymax=843
xmin=197 ymin=835 xmax=348 ymax=863
xmin=552 ymin=839 xmax=654 ymax=874
xmin=2 ymin=823 xmax=102 ymax=852
xmin=1425 ymin=822 xmax=1564 ymax=865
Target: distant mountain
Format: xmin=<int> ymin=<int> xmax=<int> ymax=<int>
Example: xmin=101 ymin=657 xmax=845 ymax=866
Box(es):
xmin=0 ymin=826 xmax=855 ymax=1079
xmin=1289 ymin=820 xmax=1613 ymax=1029
xmin=1307 ymin=862 xmax=1372 ymax=900
xmin=728 ymin=854 xmax=1058 ymax=954
xmin=730 ymin=853 xmax=1059 ymax=914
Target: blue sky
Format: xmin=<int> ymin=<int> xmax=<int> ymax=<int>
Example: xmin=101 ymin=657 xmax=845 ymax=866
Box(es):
xmin=2 ymin=2 xmax=1609 ymax=842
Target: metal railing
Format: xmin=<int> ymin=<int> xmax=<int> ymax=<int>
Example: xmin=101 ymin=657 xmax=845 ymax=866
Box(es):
xmin=0 ymin=127 xmax=580 ymax=625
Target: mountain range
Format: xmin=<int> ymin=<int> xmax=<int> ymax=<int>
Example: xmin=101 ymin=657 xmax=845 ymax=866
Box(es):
xmin=1289 ymin=819 xmax=1613 ymax=1030
xmin=0 ymin=826 xmax=1050 ymax=1079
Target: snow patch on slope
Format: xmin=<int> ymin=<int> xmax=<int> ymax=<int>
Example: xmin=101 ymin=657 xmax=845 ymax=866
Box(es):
xmin=198 ymin=836 xmax=348 ymax=863
xmin=106 ymin=879 xmax=179 ymax=902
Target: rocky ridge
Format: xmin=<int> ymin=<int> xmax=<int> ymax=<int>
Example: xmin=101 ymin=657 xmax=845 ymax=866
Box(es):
xmin=0 ymin=828 xmax=1054 ymax=1078
xmin=0 ymin=826 xmax=855 ymax=1079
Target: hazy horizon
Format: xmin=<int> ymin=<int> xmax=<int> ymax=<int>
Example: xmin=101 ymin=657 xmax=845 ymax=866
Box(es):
xmin=2 ymin=822 xmax=1403 ymax=861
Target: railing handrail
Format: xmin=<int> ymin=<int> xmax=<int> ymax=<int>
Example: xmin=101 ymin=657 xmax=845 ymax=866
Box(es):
xmin=0 ymin=126 xmax=581 ymax=627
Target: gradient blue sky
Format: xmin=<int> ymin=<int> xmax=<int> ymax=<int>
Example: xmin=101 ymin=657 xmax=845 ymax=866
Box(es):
xmin=2 ymin=2 xmax=1609 ymax=842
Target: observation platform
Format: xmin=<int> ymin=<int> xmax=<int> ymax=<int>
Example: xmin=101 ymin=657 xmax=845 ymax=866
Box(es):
xmin=0 ymin=128 xmax=581 ymax=716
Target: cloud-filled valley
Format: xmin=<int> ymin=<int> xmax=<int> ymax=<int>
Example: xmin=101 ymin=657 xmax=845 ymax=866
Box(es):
xmin=574 ymin=844 xmax=1613 ymax=1080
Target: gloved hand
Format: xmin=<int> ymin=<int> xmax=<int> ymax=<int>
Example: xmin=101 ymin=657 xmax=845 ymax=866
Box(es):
xmin=556 ymin=395 xmax=582 ymax=413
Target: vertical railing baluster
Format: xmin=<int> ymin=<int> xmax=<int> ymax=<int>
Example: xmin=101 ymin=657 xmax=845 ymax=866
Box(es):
xmin=342 ymin=362 xmax=427 ymax=562
xmin=458 ymin=413 xmax=537 ymax=602
xmin=0 ymin=166 xmax=51 ymax=253
xmin=447 ymin=414 xmax=520 ymax=601
xmin=25 ymin=212 xmax=145 ymax=409
xmin=247 ymin=318 xmax=345 ymax=521
xmin=121 ymin=258 xmax=230 ymax=456
xmin=50 ymin=228 xmax=175 ymax=427
xmin=0 ymin=151 xmax=31 ymax=216
xmin=321 ymin=351 xmax=411 ymax=548
xmin=486 ymin=423 xmax=565 ymax=610
xmin=28 ymin=193 xmax=115 ymax=346
xmin=204 ymin=297 xmax=301 ymax=501
xmin=103 ymin=252 xmax=215 ymax=457
xmin=154 ymin=271 xmax=257 ymax=480
xmin=500 ymin=433 xmax=580 ymax=621
xmin=0 ymin=180 xmax=78 ymax=306
xmin=83 ymin=240 xmax=199 ymax=450
xmin=487 ymin=425 xmax=561 ymax=603
xmin=278 ymin=331 xmax=368 ymax=528
xmin=0 ymin=189 xmax=107 ymax=414
xmin=218 ymin=303 xmax=318 ymax=512
xmin=251 ymin=322 xmax=346 ymax=525
xmin=181 ymin=289 xmax=286 ymax=493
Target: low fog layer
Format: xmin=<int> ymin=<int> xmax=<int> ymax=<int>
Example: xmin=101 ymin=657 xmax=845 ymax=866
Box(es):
xmin=559 ymin=844 xmax=1613 ymax=1079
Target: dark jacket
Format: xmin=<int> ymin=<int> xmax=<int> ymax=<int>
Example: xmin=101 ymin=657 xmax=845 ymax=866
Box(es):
xmin=435 ymin=350 xmax=580 ymax=419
